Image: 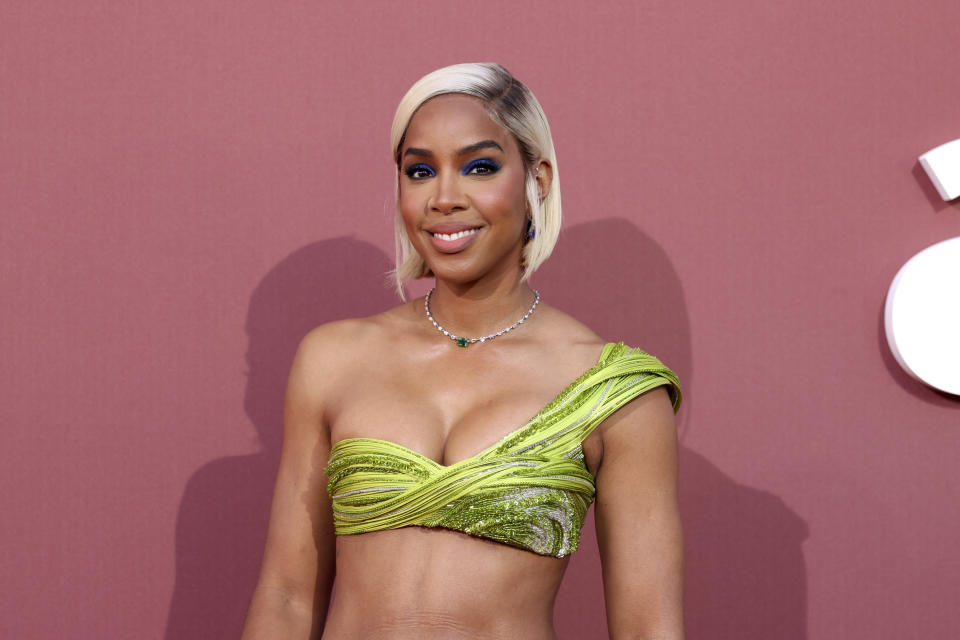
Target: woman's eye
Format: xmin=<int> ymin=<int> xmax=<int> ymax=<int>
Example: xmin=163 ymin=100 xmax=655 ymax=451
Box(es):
xmin=463 ymin=159 xmax=501 ymax=176
xmin=405 ymin=164 xmax=435 ymax=180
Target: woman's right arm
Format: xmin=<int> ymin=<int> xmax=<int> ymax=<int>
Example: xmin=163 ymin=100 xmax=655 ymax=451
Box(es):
xmin=241 ymin=326 xmax=341 ymax=639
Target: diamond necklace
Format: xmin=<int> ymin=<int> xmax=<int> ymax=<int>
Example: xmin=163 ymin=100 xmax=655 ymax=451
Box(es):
xmin=424 ymin=287 xmax=541 ymax=348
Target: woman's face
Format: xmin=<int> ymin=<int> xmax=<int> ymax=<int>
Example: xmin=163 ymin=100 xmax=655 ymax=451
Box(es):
xmin=398 ymin=93 xmax=529 ymax=287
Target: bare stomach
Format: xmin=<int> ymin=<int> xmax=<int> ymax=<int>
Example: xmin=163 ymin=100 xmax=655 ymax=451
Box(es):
xmin=321 ymin=526 xmax=570 ymax=640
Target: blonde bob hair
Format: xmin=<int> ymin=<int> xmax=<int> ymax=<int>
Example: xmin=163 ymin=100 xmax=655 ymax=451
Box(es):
xmin=389 ymin=63 xmax=561 ymax=297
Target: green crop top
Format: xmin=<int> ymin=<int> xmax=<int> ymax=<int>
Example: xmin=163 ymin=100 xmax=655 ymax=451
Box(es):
xmin=325 ymin=342 xmax=681 ymax=558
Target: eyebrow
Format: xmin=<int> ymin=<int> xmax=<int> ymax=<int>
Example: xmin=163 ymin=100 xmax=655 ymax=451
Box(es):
xmin=402 ymin=139 xmax=504 ymax=159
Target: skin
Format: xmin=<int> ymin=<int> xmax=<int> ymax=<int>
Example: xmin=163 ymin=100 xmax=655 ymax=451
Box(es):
xmin=242 ymin=94 xmax=684 ymax=639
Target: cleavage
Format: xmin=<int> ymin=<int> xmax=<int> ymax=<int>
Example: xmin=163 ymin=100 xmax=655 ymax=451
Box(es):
xmin=332 ymin=374 xmax=560 ymax=467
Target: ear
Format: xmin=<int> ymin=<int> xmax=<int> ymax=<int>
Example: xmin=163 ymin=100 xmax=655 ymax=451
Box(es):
xmin=533 ymin=159 xmax=554 ymax=202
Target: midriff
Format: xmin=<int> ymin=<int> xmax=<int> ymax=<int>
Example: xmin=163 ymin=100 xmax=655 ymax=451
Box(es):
xmin=321 ymin=526 xmax=569 ymax=640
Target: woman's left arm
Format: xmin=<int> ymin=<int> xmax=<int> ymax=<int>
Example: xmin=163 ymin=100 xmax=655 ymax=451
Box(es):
xmin=594 ymin=385 xmax=684 ymax=640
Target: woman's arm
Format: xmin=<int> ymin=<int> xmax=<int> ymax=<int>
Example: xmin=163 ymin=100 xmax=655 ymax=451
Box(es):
xmin=595 ymin=386 xmax=684 ymax=640
xmin=241 ymin=327 xmax=341 ymax=639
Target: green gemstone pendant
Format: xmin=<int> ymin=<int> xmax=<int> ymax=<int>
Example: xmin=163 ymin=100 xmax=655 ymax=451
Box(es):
xmin=456 ymin=337 xmax=469 ymax=347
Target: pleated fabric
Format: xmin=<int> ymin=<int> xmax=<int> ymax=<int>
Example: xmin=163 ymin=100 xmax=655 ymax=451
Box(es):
xmin=325 ymin=342 xmax=681 ymax=557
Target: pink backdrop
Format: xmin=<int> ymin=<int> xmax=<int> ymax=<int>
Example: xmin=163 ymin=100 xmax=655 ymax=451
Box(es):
xmin=2 ymin=2 xmax=959 ymax=638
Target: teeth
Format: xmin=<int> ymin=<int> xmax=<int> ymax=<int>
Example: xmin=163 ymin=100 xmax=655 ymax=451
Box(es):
xmin=432 ymin=228 xmax=479 ymax=241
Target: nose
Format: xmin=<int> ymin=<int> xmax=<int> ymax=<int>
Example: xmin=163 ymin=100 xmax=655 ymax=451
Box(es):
xmin=429 ymin=170 xmax=468 ymax=215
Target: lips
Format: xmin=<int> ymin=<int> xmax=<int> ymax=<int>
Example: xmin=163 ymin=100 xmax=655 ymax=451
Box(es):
xmin=425 ymin=221 xmax=482 ymax=234
xmin=425 ymin=225 xmax=482 ymax=254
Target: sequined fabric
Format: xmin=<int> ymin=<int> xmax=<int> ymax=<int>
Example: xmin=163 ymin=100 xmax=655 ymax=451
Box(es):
xmin=325 ymin=342 xmax=681 ymax=558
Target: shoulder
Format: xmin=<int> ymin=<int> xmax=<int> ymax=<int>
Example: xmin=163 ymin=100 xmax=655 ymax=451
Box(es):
xmin=284 ymin=305 xmax=416 ymax=432
xmin=295 ymin=318 xmax=372 ymax=373
xmin=588 ymin=344 xmax=681 ymax=462
xmin=292 ymin=300 xmax=421 ymax=384
xmin=533 ymin=303 xmax=681 ymax=403
xmin=534 ymin=302 xmax=604 ymax=345
xmin=298 ymin=316 xmax=380 ymax=357
xmin=531 ymin=302 xmax=606 ymax=362
xmin=590 ymin=345 xmax=679 ymax=473
xmin=600 ymin=344 xmax=682 ymax=412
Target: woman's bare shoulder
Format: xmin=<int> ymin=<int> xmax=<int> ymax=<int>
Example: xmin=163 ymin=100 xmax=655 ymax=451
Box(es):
xmin=534 ymin=302 xmax=606 ymax=349
xmin=295 ymin=300 xmax=419 ymax=373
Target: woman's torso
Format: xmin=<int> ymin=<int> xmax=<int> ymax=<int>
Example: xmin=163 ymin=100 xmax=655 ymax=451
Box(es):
xmin=319 ymin=300 xmax=607 ymax=639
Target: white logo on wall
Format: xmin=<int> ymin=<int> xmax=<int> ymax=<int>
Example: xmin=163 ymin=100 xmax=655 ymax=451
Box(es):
xmin=884 ymin=139 xmax=960 ymax=396
xmin=885 ymin=237 xmax=960 ymax=395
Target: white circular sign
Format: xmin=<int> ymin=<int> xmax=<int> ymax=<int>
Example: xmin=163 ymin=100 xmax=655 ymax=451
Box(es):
xmin=884 ymin=236 xmax=960 ymax=395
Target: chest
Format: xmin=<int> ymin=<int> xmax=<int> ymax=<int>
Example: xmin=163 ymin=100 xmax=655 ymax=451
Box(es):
xmin=328 ymin=353 xmax=595 ymax=468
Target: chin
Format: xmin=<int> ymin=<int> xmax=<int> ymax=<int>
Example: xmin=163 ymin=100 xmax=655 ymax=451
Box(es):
xmin=428 ymin=264 xmax=483 ymax=286
xmin=416 ymin=237 xmax=525 ymax=286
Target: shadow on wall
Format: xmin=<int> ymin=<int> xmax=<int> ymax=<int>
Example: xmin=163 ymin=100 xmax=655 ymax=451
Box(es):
xmin=165 ymin=220 xmax=810 ymax=639
xmin=164 ymin=237 xmax=397 ymax=640
xmin=543 ymin=219 xmax=809 ymax=640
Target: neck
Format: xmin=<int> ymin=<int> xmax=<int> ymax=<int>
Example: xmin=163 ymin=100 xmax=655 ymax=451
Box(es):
xmin=426 ymin=278 xmax=537 ymax=339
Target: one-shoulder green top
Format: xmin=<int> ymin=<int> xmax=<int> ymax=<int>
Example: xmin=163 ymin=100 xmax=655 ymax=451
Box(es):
xmin=325 ymin=342 xmax=681 ymax=558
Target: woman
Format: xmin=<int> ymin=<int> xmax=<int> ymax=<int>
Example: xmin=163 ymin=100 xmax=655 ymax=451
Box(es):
xmin=242 ymin=63 xmax=684 ymax=639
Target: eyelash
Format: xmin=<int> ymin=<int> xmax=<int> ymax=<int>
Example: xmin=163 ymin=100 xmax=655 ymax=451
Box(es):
xmin=463 ymin=159 xmax=501 ymax=176
xmin=404 ymin=159 xmax=502 ymax=180
xmin=405 ymin=164 xmax=435 ymax=180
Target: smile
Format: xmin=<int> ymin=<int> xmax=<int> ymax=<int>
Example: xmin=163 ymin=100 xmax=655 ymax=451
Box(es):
xmin=430 ymin=228 xmax=480 ymax=241
xmin=427 ymin=227 xmax=482 ymax=254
